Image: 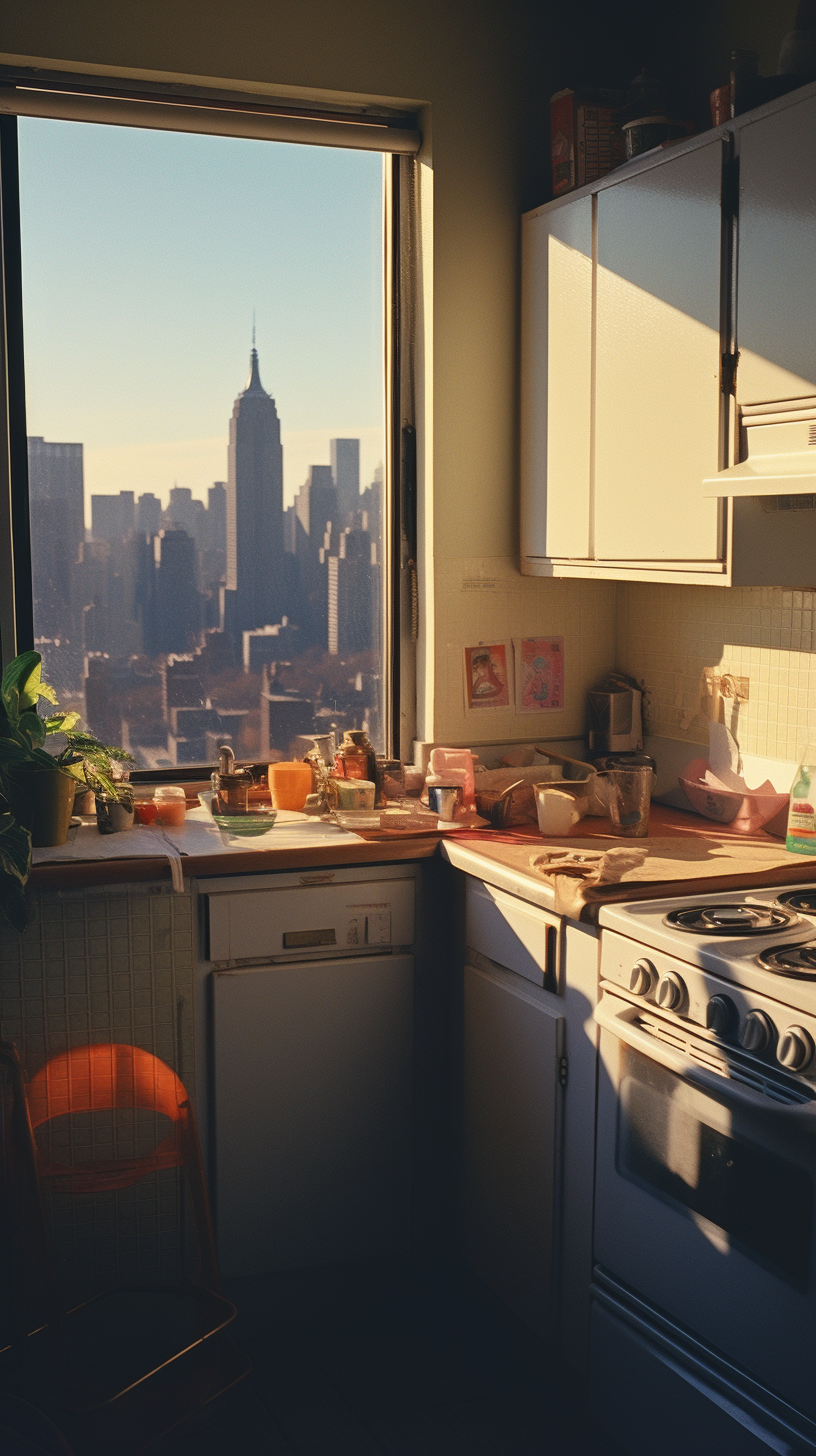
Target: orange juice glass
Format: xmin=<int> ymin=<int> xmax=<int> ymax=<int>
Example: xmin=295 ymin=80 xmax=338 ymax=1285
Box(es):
xmin=267 ymin=761 xmax=313 ymax=811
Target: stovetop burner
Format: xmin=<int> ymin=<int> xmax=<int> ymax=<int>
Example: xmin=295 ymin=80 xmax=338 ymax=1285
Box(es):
xmin=757 ymin=942 xmax=816 ymax=978
xmin=665 ymin=903 xmax=801 ymax=936
xmin=776 ymin=889 xmax=816 ymax=915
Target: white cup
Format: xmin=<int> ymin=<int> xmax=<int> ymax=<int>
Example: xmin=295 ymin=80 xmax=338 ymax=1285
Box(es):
xmin=535 ymin=787 xmax=582 ymax=836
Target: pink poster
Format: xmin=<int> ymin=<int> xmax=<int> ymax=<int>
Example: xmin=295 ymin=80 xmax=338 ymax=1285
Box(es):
xmin=514 ymin=636 xmax=564 ymax=713
xmin=464 ymin=643 xmax=511 ymax=710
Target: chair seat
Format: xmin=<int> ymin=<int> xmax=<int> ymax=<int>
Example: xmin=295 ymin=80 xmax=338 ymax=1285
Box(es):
xmin=0 ymin=1285 xmax=249 ymax=1454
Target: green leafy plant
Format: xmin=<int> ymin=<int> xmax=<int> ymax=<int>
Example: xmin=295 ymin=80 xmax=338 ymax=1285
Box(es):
xmin=0 ymin=651 xmax=134 ymax=931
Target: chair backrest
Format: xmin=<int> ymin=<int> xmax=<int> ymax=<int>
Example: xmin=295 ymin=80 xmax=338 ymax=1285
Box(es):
xmin=27 ymin=1043 xmax=188 ymax=1127
xmin=25 ymin=1043 xmax=219 ymax=1288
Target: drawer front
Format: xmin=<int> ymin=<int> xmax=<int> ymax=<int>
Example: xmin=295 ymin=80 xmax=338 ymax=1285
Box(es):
xmin=206 ymin=876 xmax=415 ymax=964
xmin=465 ymin=880 xmax=560 ymax=989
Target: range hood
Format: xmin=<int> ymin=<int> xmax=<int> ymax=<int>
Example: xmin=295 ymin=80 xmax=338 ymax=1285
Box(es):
xmin=703 ymin=397 xmax=816 ymax=497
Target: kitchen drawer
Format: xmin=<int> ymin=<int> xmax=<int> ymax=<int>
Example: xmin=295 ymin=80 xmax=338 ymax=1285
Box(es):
xmin=204 ymin=875 xmax=415 ymax=964
xmin=465 ymin=880 xmax=560 ymax=989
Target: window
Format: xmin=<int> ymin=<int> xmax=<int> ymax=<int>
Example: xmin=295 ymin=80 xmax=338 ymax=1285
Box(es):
xmin=0 ymin=84 xmax=418 ymax=769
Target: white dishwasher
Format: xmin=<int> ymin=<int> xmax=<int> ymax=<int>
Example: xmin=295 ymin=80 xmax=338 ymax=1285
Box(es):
xmin=196 ymin=865 xmax=416 ymax=1279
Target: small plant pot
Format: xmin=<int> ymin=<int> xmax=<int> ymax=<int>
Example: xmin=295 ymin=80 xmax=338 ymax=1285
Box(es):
xmin=7 ymin=766 xmax=76 ymax=847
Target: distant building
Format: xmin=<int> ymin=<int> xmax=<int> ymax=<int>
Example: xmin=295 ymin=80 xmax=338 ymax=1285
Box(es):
xmin=91 ymin=490 xmax=135 ymax=541
xmin=154 ymin=529 xmax=201 ymax=654
xmin=137 ymin=492 xmax=162 ymax=535
xmin=294 ymin=465 xmax=337 ymax=555
xmin=165 ymin=486 xmax=206 ymax=545
xmin=27 ymin=436 xmax=85 ymax=685
xmin=242 ymin=619 xmax=301 ymax=673
xmin=224 ymin=344 xmax=285 ymax=638
xmin=330 ymin=438 xmax=360 ymax=521
xmin=327 ymin=527 xmax=379 ymax=655
xmin=259 ymin=665 xmax=314 ymax=756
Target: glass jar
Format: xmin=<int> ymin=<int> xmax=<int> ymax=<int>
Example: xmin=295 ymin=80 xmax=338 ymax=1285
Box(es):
xmin=335 ymin=730 xmax=376 ymax=783
xmin=214 ymin=771 xmax=251 ymax=814
xmin=153 ymin=784 xmax=187 ymax=827
xmin=375 ymin=757 xmax=404 ymax=807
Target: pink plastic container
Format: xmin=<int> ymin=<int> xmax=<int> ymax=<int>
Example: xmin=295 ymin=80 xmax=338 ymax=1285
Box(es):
xmin=425 ymin=749 xmax=476 ymax=810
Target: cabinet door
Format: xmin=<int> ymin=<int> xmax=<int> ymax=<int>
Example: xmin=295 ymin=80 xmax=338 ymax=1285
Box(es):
xmin=521 ymin=196 xmax=593 ymax=561
xmin=212 ymin=954 xmax=413 ymax=1278
xmin=460 ymin=960 xmax=564 ymax=1334
xmin=737 ymin=93 xmax=816 ymax=405
xmin=594 ymin=144 xmax=723 ymax=562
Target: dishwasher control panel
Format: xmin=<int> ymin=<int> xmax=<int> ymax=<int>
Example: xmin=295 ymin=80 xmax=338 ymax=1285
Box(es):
xmin=201 ymin=870 xmax=414 ymax=965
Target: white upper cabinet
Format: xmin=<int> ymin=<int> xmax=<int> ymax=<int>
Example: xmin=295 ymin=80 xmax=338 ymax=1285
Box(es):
xmin=737 ymin=92 xmax=816 ymax=406
xmin=520 ymin=196 xmax=593 ymax=561
xmin=594 ymin=144 xmax=723 ymax=564
xmin=520 ymin=80 xmax=816 ymax=587
xmin=521 ymin=140 xmax=726 ymax=583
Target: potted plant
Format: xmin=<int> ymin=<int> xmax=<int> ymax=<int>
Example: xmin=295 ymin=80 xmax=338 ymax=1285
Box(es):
xmin=0 ymin=651 xmax=133 ymax=930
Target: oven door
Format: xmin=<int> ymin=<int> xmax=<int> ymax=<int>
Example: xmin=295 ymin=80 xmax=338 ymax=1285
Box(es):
xmin=595 ymin=990 xmax=816 ymax=1420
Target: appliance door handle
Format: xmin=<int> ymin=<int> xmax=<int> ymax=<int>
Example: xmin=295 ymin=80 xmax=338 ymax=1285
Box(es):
xmin=595 ymin=994 xmax=816 ymax=1123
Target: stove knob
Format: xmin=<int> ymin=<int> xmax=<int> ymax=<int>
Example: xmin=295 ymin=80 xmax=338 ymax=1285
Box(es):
xmin=656 ymin=972 xmax=685 ymax=1011
xmin=739 ymin=1010 xmax=775 ymax=1054
xmin=777 ymin=1026 xmax=815 ymax=1073
xmin=706 ymin=995 xmax=738 ymax=1039
xmin=629 ymin=959 xmax=655 ymax=996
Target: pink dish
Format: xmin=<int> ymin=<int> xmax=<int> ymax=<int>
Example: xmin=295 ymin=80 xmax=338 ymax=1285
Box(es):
xmin=678 ymin=758 xmax=789 ymax=835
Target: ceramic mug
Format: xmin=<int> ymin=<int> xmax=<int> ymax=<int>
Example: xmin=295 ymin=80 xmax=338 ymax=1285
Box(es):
xmin=535 ymin=786 xmax=582 ymax=836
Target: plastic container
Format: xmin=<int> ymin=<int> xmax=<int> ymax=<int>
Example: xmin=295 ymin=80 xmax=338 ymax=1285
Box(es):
xmin=268 ymin=761 xmax=314 ymax=811
xmin=425 ymin=749 xmax=476 ymax=809
xmin=335 ymin=778 xmax=376 ymax=810
xmin=153 ymin=785 xmax=187 ymax=828
xmin=133 ymin=793 xmax=159 ymax=825
xmin=786 ymin=747 xmax=816 ymax=854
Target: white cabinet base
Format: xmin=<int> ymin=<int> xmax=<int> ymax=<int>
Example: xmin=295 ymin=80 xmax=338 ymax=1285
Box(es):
xmin=212 ymin=954 xmax=414 ymax=1278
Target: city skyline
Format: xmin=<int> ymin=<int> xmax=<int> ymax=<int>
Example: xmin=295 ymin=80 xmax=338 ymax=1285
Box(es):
xmin=27 ymin=342 xmax=384 ymax=764
xmin=18 ymin=117 xmax=386 ymax=518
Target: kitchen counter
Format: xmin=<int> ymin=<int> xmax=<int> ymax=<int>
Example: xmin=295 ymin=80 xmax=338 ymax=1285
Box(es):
xmin=28 ymin=802 xmax=816 ymax=917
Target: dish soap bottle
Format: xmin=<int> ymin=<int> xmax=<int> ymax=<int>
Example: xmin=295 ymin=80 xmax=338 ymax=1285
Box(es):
xmin=786 ymin=747 xmax=816 ymax=854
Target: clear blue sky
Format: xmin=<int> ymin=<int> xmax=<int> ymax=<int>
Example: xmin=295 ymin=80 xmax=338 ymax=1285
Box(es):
xmin=18 ymin=117 xmax=385 ymax=512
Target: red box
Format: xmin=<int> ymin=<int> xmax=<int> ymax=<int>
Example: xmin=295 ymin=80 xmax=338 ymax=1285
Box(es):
xmin=550 ymin=88 xmax=626 ymax=197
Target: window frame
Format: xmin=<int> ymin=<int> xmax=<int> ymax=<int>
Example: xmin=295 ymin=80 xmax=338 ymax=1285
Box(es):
xmin=0 ymin=79 xmax=418 ymax=777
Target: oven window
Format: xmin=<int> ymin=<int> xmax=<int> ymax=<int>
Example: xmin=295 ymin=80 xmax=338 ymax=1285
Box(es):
xmin=617 ymin=1045 xmax=813 ymax=1289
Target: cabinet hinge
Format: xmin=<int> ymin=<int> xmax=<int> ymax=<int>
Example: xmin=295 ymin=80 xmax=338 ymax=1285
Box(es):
xmin=558 ymin=1055 xmax=569 ymax=1089
xmin=722 ymin=155 xmax=740 ymax=220
xmin=721 ymin=349 xmax=740 ymax=396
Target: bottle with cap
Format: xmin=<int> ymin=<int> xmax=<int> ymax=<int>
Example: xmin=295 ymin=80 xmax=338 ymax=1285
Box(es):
xmin=786 ymin=745 xmax=816 ymax=854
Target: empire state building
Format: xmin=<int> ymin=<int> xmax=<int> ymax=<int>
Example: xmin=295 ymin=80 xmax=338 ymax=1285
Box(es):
xmin=224 ymin=343 xmax=285 ymax=636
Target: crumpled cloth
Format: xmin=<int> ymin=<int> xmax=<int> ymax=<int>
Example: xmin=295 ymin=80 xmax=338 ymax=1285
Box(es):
xmin=532 ymin=846 xmax=648 ymax=918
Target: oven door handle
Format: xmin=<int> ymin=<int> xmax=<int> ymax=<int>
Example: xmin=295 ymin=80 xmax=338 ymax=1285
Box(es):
xmin=595 ymin=995 xmax=816 ymax=1121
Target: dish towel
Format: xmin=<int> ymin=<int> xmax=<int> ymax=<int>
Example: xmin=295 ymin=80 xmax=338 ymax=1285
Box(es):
xmin=32 ymin=822 xmax=186 ymax=892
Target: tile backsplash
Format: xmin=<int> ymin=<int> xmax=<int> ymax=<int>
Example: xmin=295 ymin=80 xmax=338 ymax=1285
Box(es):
xmin=617 ymin=583 xmax=816 ymax=763
xmin=436 ymin=573 xmax=816 ymax=766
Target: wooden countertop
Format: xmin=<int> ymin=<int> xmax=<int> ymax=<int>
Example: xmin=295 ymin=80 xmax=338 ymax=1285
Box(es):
xmin=26 ymin=801 xmax=800 ymax=897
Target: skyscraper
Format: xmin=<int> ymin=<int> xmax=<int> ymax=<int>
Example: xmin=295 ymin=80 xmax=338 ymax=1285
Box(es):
xmin=27 ymin=436 xmax=85 ymax=688
xmin=330 ymin=438 xmax=360 ymax=521
xmin=224 ymin=344 xmax=284 ymax=637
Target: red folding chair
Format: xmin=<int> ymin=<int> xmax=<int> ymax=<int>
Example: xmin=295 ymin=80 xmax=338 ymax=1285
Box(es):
xmin=0 ymin=1041 xmax=248 ymax=1454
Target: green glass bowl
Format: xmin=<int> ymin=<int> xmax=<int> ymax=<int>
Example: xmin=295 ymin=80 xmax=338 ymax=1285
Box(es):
xmin=211 ymin=810 xmax=278 ymax=836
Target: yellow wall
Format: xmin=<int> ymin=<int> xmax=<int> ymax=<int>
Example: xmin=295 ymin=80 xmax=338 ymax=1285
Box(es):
xmin=3 ymin=1 xmax=804 ymax=756
xmin=5 ymin=0 xmax=605 ymax=749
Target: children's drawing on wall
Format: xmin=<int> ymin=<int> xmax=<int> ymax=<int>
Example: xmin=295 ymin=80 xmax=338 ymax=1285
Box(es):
xmin=463 ymin=642 xmax=511 ymax=710
xmin=514 ymin=636 xmax=564 ymax=713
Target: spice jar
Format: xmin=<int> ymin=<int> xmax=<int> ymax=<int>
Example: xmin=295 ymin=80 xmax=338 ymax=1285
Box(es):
xmin=335 ymin=730 xmax=376 ymax=783
xmin=375 ymin=757 xmax=404 ymax=807
xmin=214 ymin=771 xmax=251 ymax=815
xmin=153 ymin=785 xmax=187 ymax=827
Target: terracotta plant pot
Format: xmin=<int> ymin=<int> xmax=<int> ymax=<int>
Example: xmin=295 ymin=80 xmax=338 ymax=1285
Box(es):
xmin=7 ymin=765 xmax=76 ymax=847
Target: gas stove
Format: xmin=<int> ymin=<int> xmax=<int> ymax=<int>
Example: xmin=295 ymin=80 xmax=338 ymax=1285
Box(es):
xmin=598 ymin=882 xmax=816 ymax=1080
